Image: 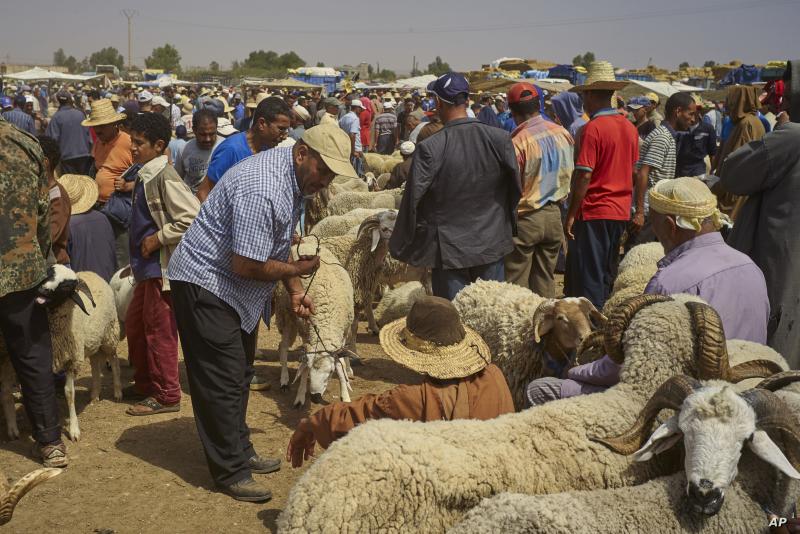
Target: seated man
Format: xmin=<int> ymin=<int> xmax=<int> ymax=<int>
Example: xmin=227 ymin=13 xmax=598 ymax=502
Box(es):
xmin=526 ymin=177 xmax=770 ymax=407
xmin=287 ymin=296 xmax=514 ymax=467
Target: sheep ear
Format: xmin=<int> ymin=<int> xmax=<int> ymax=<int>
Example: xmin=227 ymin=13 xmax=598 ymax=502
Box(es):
xmin=371 ymin=228 xmax=381 ymax=252
xmin=633 ymin=415 xmax=682 ymax=462
xmin=533 ymin=302 xmax=555 ymax=343
xmin=748 ymin=430 xmax=800 ymax=479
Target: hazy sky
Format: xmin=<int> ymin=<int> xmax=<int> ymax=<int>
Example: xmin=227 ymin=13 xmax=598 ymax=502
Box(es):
xmin=2 ymin=0 xmax=798 ymax=74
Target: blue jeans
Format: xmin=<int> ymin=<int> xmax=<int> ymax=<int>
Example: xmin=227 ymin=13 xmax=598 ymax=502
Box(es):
xmin=431 ymin=259 xmax=505 ymax=300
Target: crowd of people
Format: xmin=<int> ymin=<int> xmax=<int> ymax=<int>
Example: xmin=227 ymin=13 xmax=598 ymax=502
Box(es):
xmin=1 ymin=57 xmax=798 ymax=507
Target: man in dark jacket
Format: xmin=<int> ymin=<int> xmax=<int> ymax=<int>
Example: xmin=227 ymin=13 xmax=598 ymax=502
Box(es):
xmin=389 ymin=72 xmax=521 ymax=300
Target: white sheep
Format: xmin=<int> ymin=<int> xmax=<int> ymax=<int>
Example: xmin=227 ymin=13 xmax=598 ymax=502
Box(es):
xmin=109 ymin=265 xmax=136 ymax=339
xmin=450 ymin=372 xmax=800 ymax=533
xmin=0 ymin=270 xmax=121 ymax=441
xmin=603 ymin=242 xmax=664 ymax=314
xmin=363 ymin=153 xmax=402 ymax=175
xmin=277 ymin=295 xmax=786 ymax=532
xmin=274 ymin=241 xmax=355 ymax=407
xmin=308 ymin=208 xmax=387 ymax=239
xmin=374 ymin=282 xmax=427 ymax=328
xmin=0 ymin=467 xmax=62 ymax=526
xmin=326 ymin=190 xmax=397 ymax=217
xmin=452 ymin=280 xmax=607 ymax=410
xmin=319 ymin=211 xmax=397 ymax=336
xmin=329 ymin=175 xmax=369 ymax=194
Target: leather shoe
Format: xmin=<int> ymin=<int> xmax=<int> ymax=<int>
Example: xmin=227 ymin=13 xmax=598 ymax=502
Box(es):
xmin=220 ymin=477 xmax=272 ymax=502
xmin=248 ymin=454 xmax=281 ymax=474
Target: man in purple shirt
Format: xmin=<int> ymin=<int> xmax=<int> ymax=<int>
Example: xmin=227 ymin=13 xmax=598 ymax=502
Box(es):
xmin=526 ymin=177 xmax=770 ymax=406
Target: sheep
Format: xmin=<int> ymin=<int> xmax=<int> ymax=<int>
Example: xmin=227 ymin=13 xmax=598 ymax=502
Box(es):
xmin=326 ymin=190 xmax=397 ymax=217
xmin=277 ymin=294 xmax=786 ymax=532
xmin=449 ymin=372 xmax=800 ymax=533
xmin=374 ymin=282 xmax=427 ymax=328
xmin=308 ymin=208 xmax=387 ymax=239
xmin=0 ymin=467 xmax=62 ymax=526
xmin=109 ymin=265 xmax=136 ymax=339
xmin=329 ymin=175 xmax=369 ymax=194
xmin=318 ymin=211 xmax=397 ymax=336
xmin=452 ymin=280 xmax=607 ymax=410
xmin=363 ymin=152 xmax=402 ymax=175
xmin=603 ymin=242 xmax=665 ymax=314
xmin=274 ymin=241 xmax=355 ymax=407
xmin=0 ymin=270 xmax=121 ymax=441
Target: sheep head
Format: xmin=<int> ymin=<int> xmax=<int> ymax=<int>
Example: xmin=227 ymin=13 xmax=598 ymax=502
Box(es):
xmin=357 ymin=210 xmax=397 ymax=254
xmin=593 ymin=372 xmax=800 ymax=516
xmin=533 ymin=297 xmax=606 ymax=353
xmin=0 ymin=467 xmax=62 ymax=525
xmin=579 ymin=295 xmax=783 ymax=380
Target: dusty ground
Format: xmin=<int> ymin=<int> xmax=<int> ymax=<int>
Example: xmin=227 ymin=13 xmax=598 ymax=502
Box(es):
xmin=0 ymin=322 xmax=421 ymax=533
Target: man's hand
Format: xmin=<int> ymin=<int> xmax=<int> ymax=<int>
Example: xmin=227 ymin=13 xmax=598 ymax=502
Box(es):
xmin=114 ymin=176 xmax=132 ymax=193
xmin=290 ymin=291 xmax=315 ymax=318
xmin=293 ymin=255 xmax=320 ymax=277
xmin=564 ymin=215 xmax=576 ymax=241
xmin=354 ymin=151 xmax=363 ymax=159
xmin=140 ymin=233 xmax=162 ymax=259
xmin=287 ymin=418 xmax=317 ymax=468
xmin=631 ymin=210 xmax=645 ymax=231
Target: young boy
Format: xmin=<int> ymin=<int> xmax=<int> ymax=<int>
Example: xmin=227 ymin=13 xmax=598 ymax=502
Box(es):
xmin=125 ymin=113 xmax=200 ymax=415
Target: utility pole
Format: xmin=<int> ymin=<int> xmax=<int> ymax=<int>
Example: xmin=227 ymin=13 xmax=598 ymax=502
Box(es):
xmin=412 ymin=55 xmax=416 ymax=76
xmin=121 ymin=9 xmax=138 ymax=70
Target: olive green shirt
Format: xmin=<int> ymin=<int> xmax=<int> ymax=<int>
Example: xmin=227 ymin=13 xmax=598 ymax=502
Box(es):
xmin=0 ymin=118 xmax=50 ymax=298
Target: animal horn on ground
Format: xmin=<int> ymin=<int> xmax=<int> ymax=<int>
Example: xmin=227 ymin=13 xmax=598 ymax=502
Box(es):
xmin=590 ymin=375 xmax=700 ymax=455
xmin=685 ymin=302 xmax=784 ymax=381
xmin=0 ymin=468 xmax=62 ymax=525
xmin=603 ymin=295 xmax=673 ymax=364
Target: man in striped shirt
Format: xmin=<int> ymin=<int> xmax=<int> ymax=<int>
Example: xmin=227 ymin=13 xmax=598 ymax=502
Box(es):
xmin=168 ymin=124 xmax=357 ymax=503
xmin=504 ymin=83 xmax=574 ymax=297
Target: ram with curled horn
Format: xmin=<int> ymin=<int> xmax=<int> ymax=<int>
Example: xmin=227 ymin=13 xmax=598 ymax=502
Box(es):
xmin=0 ymin=468 xmax=61 ymax=525
xmin=278 ymin=293 xmax=790 ymax=533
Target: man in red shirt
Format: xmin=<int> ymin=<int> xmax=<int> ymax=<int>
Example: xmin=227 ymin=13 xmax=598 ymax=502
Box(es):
xmin=564 ymin=61 xmax=639 ymax=309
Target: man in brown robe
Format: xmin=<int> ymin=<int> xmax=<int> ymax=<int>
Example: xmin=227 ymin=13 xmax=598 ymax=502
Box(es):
xmin=38 ymin=136 xmax=71 ymax=265
xmin=287 ymin=296 xmax=514 ymax=467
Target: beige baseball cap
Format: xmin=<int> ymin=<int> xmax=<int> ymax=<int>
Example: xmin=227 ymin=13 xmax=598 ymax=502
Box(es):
xmin=301 ymin=124 xmax=358 ymax=179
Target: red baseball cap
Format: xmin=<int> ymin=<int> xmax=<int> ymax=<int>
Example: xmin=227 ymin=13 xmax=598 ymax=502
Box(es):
xmin=507 ymin=82 xmax=539 ymax=104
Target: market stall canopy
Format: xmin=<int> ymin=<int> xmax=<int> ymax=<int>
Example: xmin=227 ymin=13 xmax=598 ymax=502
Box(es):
xmin=243 ymin=78 xmax=321 ymax=89
xmin=392 ymin=74 xmax=437 ymax=90
xmin=470 ymin=77 xmax=572 ymax=94
xmin=7 ymin=66 xmax=103 ymax=82
xmin=621 ymin=79 xmax=707 ymax=99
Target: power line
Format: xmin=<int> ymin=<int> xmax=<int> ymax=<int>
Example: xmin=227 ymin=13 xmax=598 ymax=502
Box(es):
xmin=138 ymin=0 xmax=798 ymax=36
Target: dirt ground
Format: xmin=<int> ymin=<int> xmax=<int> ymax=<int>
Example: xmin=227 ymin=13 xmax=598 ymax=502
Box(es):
xmin=0 ymin=322 xmax=421 ymax=533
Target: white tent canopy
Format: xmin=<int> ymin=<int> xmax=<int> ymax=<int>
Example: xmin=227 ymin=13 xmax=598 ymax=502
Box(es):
xmin=626 ymin=79 xmax=706 ymax=97
xmin=7 ymin=66 xmax=102 ymax=82
xmin=392 ymin=74 xmax=437 ymax=90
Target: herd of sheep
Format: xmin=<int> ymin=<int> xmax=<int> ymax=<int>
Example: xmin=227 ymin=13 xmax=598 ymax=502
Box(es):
xmin=1 ymin=159 xmax=797 ymax=532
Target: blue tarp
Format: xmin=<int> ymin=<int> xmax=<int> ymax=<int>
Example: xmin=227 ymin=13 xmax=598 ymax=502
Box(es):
xmin=547 ymin=65 xmax=586 ymax=86
xmin=719 ymin=65 xmax=761 ymax=86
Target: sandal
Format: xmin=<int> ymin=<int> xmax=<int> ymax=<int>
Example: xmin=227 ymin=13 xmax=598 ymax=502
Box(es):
xmin=31 ymin=441 xmax=69 ymax=468
xmin=126 ymin=397 xmax=180 ymax=416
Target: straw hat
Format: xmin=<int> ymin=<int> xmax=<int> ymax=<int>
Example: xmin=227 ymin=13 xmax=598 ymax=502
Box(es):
xmin=181 ymin=101 xmax=194 ymax=114
xmin=58 ymin=174 xmax=98 ymax=215
xmin=379 ymin=296 xmax=491 ymax=380
xmin=215 ymin=97 xmax=234 ymax=113
xmin=81 ymin=98 xmax=126 ymax=127
xmin=246 ymin=92 xmax=269 ymax=109
xmin=571 ymin=61 xmax=629 ymax=92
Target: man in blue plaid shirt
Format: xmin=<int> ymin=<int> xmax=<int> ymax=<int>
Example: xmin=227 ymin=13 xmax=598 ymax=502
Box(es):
xmin=168 ymin=124 xmax=358 ymax=503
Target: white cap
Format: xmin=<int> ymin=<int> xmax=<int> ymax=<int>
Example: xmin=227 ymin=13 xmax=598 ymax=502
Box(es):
xmin=383 ymin=100 xmax=395 ymax=109
xmin=350 ymin=99 xmax=364 ymax=109
xmin=293 ymin=105 xmax=310 ymax=121
xmin=400 ymin=141 xmax=415 ymax=156
xmin=151 ymin=96 xmax=169 ymax=108
xmin=137 ymin=90 xmax=153 ymax=103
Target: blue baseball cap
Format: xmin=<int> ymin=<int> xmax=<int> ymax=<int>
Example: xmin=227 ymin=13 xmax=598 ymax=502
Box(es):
xmin=426 ymin=72 xmax=469 ymax=104
xmin=626 ymin=96 xmax=651 ymax=110
xmin=0 ymin=96 xmax=12 ymax=109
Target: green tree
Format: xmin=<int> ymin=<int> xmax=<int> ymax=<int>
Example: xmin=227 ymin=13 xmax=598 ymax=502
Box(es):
xmin=87 ymin=47 xmax=124 ymax=70
xmin=209 ymin=61 xmax=220 ymax=72
xmin=316 ymin=61 xmax=325 ymax=67
xmin=375 ymin=69 xmax=397 ymax=82
xmin=278 ymin=51 xmax=305 ymax=69
xmin=145 ymin=44 xmax=182 ymax=72
xmin=679 ymin=61 xmax=690 ymax=70
xmin=703 ymin=60 xmax=717 ymax=68
xmin=368 ymin=64 xmax=374 ymax=77
xmin=53 ymin=48 xmax=66 ymax=66
xmin=572 ymin=52 xmax=596 ymax=70
xmin=426 ymin=56 xmax=451 ymax=76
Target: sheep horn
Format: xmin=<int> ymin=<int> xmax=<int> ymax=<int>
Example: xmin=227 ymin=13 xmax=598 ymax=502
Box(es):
xmin=590 ymin=375 xmax=700 ymax=455
xmin=356 ymin=215 xmax=379 ymax=237
xmin=0 ymin=468 xmax=62 ymax=526
xmin=755 ymin=371 xmax=800 ymax=392
xmin=576 ymin=330 xmax=605 ymax=364
xmin=685 ymin=302 xmax=730 ymax=380
xmin=741 ymin=389 xmax=800 ymax=470
xmin=727 ymin=359 xmax=786 ymax=382
xmin=604 ymin=294 xmax=673 ymax=364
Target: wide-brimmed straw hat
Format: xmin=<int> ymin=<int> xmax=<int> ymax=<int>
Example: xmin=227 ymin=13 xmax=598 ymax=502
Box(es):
xmin=81 ymin=98 xmax=126 ymax=127
xmin=379 ymin=296 xmax=491 ymax=380
xmin=246 ymin=92 xmax=269 ymax=109
xmin=215 ymin=96 xmax=234 ymax=113
xmin=58 ymin=174 xmax=98 ymax=215
xmin=571 ymin=61 xmax=629 ymax=93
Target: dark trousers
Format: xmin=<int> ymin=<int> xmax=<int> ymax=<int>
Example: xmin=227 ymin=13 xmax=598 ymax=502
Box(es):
xmin=564 ymin=219 xmax=626 ymax=310
xmin=0 ymin=287 xmax=61 ymax=444
xmin=504 ymin=203 xmax=563 ymax=298
xmin=170 ymin=280 xmax=257 ymax=486
xmin=431 ymin=259 xmax=505 ymax=301
xmin=60 ymin=156 xmax=93 ymax=175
